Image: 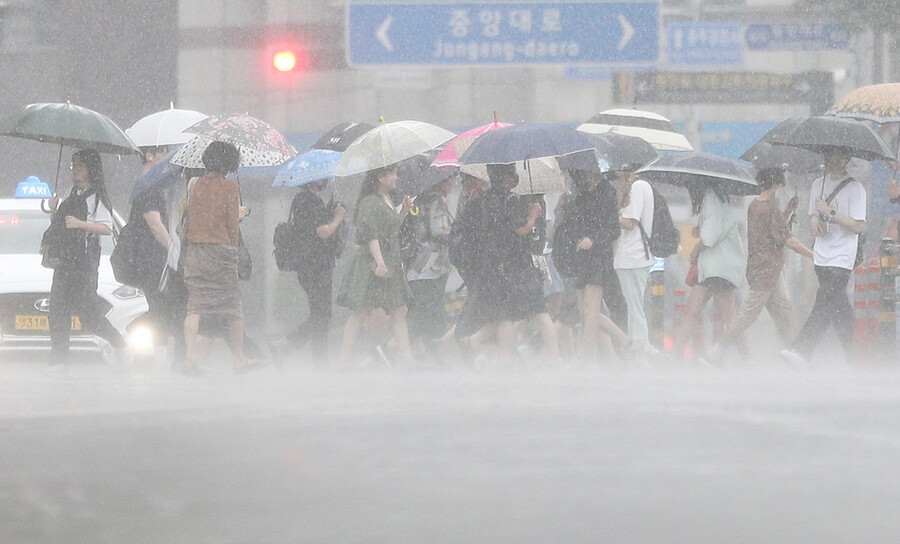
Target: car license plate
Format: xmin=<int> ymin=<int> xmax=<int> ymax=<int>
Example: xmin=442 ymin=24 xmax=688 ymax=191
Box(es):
xmin=14 ymin=315 xmax=82 ymax=331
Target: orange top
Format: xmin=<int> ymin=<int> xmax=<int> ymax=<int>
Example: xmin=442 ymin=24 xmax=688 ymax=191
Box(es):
xmin=186 ymin=174 xmax=240 ymax=246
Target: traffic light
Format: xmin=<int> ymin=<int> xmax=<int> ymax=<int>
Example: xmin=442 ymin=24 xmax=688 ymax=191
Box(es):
xmin=263 ymin=41 xmax=309 ymax=85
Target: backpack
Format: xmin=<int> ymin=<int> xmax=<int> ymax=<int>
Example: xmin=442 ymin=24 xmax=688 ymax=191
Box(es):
xmin=399 ymin=207 xmax=429 ymax=271
xmin=638 ymin=184 xmax=679 ymax=259
xmin=273 ymin=205 xmax=303 ymax=272
xmin=40 ymin=188 xmax=91 ymax=269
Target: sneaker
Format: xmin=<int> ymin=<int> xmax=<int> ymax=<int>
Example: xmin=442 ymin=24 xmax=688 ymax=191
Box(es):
xmin=705 ymin=343 xmax=724 ymax=363
xmin=779 ymin=349 xmax=810 ymax=370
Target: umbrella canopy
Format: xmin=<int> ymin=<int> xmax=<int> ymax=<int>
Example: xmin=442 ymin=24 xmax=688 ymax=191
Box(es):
xmin=272 ymin=148 xmax=342 ymax=189
xmin=126 ymin=105 xmax=209 ymax=147
xmin=0 ymin=102 xmax=139 ymax=155
xmin=432 ymin=120 xmax=513 ymax=168
xmin=334 ymin=120 xmax=455 ymax=177
xmin=584 ymin=132 xmax=658 ymax=171
xmin=312 ymin=121 xmax=375 ymax=152
xmin=458 ymin=123 xmax=594 ymax=165
xmin=577 ymin=108 xmax=694 ymax=151
xmin=171 ymin=135 xmax=292 ymax=169
xmin=182 ymin=113 xmax=296 ymax=164
xmin=767 ymin=116 xmax=895 ymax=163
xmin=131 ymin=149 xmax=184 ymax=201
xmin=740 ymin=141 xmax=822 ymax=174
xmin=637 ymin=152 xmax=759 ymax=196
xmin=461 ymin=157 xmax=568 ymax=195
xmin=828 ymin=83 xmax=900 ymax=124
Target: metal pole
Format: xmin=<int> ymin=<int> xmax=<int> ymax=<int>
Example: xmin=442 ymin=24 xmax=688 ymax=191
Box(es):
xmin=879 ymin=238 xmax=898 ymax=363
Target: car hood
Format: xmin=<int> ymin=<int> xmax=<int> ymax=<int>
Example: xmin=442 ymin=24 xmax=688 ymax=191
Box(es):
xmin=0 ymin=254 xmax=121 ymax=291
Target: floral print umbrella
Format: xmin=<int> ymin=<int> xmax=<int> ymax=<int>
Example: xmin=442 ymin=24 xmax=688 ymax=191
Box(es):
xmin=828 ymin=83 xmax=900 ymax=124
xmin=174 ymin=113 xmax=296 ymax=167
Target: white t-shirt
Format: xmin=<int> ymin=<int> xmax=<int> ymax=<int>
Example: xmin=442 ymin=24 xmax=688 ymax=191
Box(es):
xmin=808 ymin=173 xmax=866 ymax=270
xmin=614 ymin=178 xmax=655 ymax=269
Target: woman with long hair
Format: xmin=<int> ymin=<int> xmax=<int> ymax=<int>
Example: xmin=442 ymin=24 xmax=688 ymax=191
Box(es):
xmin=670 ymin=178 xmax=745 ymax=361
xmin=47 ymin=149 xmax=126 ymax=364
xmin=337 ymin=164 xmax=415 ymax=366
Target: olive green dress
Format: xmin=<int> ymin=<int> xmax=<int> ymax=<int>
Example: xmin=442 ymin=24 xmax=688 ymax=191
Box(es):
xmin=338 ymin=194 xmax=411 ymax=310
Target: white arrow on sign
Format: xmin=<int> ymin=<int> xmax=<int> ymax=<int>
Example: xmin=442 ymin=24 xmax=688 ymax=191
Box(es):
xmin=617 ymin=14 xmax=635 ymax=50
xmin=377 ymin=15 xmax=394 ymax=52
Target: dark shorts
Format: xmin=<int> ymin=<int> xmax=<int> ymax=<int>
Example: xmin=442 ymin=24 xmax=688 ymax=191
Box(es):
xmin=699 ymin=276 xmax=736 ymax=291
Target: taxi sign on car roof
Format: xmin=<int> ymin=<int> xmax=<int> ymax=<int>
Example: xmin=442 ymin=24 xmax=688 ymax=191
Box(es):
xmin=15 ymin=176 xmax=52 ymax=199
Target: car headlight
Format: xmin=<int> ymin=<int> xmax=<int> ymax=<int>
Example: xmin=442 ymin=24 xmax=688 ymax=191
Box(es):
xmin=112 ymin=285 xmax=144 ymax=299
xmin=128 ymin=324 xmax=155 ymax=354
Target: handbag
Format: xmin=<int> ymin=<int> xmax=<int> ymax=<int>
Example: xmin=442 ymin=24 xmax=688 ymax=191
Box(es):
xmin=238 ymin=231 xmax=252 ymax=281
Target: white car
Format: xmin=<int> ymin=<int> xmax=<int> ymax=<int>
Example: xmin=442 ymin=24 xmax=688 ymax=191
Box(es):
xmin=0 ymin=197 xmax=150 ymax=361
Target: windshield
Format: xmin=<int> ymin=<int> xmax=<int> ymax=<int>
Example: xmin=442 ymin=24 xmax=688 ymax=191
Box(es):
xmin=0 ymin=210 xmax=114 ymax=255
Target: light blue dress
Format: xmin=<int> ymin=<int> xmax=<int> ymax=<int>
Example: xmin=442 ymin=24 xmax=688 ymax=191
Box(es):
xmin=697 ymin=191 xmax=744 ymax=287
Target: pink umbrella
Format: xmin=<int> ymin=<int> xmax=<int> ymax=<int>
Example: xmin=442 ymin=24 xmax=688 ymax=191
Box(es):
xmin=432 ymin=116 xmax=512 ymax=168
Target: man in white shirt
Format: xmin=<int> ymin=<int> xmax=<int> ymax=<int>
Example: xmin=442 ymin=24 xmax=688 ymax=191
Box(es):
xmin=781 ymin=148 xmax=866 ymax=365
xmin=613 ymin=168 xmax=655 ymax=342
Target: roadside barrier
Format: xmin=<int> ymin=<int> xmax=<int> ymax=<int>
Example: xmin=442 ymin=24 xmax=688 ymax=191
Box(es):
xmin=879 ymin=239 xmax=898 ymax=362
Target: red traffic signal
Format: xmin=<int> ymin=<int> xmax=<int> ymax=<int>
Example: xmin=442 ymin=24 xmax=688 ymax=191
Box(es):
xmin=263 ymin=41 xmax=309 ymax=84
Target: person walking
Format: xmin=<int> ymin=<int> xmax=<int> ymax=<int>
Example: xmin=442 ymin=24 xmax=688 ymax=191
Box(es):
xmin=671 ymin=177 xmax=745 ymax=362
xmin=338 ymin=164 xmax=415 ymax=367
xmin=613 ymin=166 xmax=655 ymax=343
xmin=47 ymin=149 xmax=127 ymax=364
xmin=781 ymin=148 xmax=866 ymax=366
xmin=706 ymin=168 xmax=813 ymax=362
xmin=285 ymin=179 xmax=347 ymax=364
xmin=181 ymin=141 xmax=247 ymax=374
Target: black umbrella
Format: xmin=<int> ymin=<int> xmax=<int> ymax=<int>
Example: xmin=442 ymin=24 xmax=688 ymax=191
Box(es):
xmin=740 ymin=141 xmax=822 ymax=174
xmin=312 ymin=121 xmax=375 ymax=152
xmin=637 ymin=152 xmax=759 ymax=196
xmin=768 ymin=116 xmax=895 ymax=162
xmin=585 ymin=132 xmax=659 ymax=171
xmin=459 ymin=123 xmax=594 ymax=165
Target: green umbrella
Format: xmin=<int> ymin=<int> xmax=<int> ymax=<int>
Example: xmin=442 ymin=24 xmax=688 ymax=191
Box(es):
xmin=0 ymin=102 xmax=140 ymax=191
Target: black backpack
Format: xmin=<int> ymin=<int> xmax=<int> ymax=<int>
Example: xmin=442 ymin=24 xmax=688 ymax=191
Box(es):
xmin=273 ymin=205 xmax=303 ymax=272
xmin=399 ymin=208 xmax=429 ymax=271
xmin=638 ymin=184 xmax=679 ymax=259
xmin=40 ymin=188 xmax=91 ymax=269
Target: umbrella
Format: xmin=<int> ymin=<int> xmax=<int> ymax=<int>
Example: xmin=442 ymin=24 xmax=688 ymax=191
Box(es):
xmin=740 ymin=141 xmax=822 ymax=174
xmin=577 ymin=108 xmax=694 ymax=151
xmin=458 ymin=123 xmax=594 ymax=165
xmin=334 ymin=120 xmax=455 ymax=177
xmin=171 ymin=135 xmax=292 ymax=168
xmin=637 ymin=152 xmax=759 ymax=196
xmin=461 ymin=157 xmax=568 ymax=195
xmin=583 ymin=132 xmax=658 ymax=171
xmin=131 ymin=149 xmax=184 ymax=201
xmin=432 ymin=117 xmax=513 ymax=168
xmin=272 ymin=148 xmax=342 ymax=189
xmin=126 ymin=104 xmax=209 ymax=147
xmin=312 ymin=121 xmax=375 ymax=152
xmin=179 ymin=113 xmax=296 ymax=166
xmin=828 ymin=83 xmax=900 ymax=124
xmin=767 ymin=116 xmax=895 ymax=163
xmin=0 ymin=101 xmax=140 ymax=190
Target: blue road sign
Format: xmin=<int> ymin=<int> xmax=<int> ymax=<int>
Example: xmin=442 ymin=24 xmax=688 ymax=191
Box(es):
xmin=668 ymin=22 xmax=742 ymax=66
xmin=745 ymin=23 xmax=849 ymax=51
xmin=347 ymin=2 xmax=659 ymax=66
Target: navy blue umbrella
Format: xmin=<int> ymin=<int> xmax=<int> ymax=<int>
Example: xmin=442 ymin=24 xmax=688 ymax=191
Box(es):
xmin=458 ymin=123 xmax=594 ymax=165
xmin=130 ymin=148 xmax=183 ymax=201
xmin=637 ymin=152 xmax=759 ymax=196
xmin=584 ymin=132 xmax=659 ymax=171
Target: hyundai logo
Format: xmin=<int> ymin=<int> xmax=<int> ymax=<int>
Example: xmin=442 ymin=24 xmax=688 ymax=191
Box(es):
xmin=34 ymin=298 xmax=51 ymax=312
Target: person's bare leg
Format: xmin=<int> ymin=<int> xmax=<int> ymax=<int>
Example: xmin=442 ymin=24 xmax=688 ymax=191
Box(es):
xmin=183 ymin=313 xmax=200 ymax=368
xmin=228 ymin=318 xmax=246 ymax=371
xmin=388 ymin=305 xmax=415 ymax=365
xmin=671 ymin=286 xmax=711 ymax=361
xmin=580 ymin=285 xmax=604 ymax=362
xmin=535 ymin=312 xmax=560 ymax=362
xmin=341 ymin=309 xmax=369 ymax=367
xmin=496 ymin=320 xmax=516 ymax=364
xmin=713 ymin=289 xmax=745 ymax=356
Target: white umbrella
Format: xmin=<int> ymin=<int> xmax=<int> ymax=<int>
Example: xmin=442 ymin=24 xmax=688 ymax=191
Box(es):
xmin=170 ymin=135 xmax=293 ymax=168
xmin=578 ymin=108 xmax=694 ymax=152
xmin=460 ymin=157 xmax=567 ymax=195
xmin=334 ymin=120 xmax=455 ymax=177
xmin=126 ymin=104 xmax=208 ymax=147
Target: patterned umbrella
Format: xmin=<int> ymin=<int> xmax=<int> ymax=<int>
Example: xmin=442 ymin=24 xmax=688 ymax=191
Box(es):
xmin=578 ymin=108 xmax=694 ymax=152
xmin=177 ymin=113 xmax=296 ymax=167
xmin=828 ymin=83 xmax=900 ymax=124
xmin=312 ymin=121 xmax=374 ymax=152
xmin=334 ymin=120 xmax=454 ymax=177
xmin=171 ymin=135 xmax=292 ymax=169
xmin=432 ymin=119 xmax=513 ymax=168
